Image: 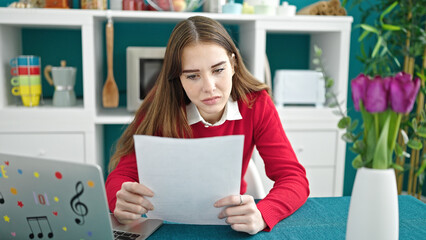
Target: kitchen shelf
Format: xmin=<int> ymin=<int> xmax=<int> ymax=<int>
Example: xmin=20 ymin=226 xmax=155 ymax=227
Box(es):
xmin=0 ymin=8 xmax=352 ymax=197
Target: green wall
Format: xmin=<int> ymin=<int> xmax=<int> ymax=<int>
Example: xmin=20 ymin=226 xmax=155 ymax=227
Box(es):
xmin=2 ymin=0 xmax=414 ymax=196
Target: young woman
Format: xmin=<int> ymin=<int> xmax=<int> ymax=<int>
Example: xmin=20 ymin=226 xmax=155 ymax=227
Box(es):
xmin=106 ymin=15 xmax=309 ymax=235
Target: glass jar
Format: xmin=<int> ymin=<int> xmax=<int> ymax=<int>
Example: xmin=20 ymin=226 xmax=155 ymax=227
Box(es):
xmin=80 ymin=0 xmax=106 ymax=9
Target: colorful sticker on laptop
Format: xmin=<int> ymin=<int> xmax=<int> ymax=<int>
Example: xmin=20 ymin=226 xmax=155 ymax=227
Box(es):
xmin=55 ymin=171 xmax=62 ymax=180
xmin=0 ymin=164 xmax=8 ymax=178
xmin=70 ymin=181 xmax=88 ymax=225
xmin=26 ymin=216 xmax=54 ymax=239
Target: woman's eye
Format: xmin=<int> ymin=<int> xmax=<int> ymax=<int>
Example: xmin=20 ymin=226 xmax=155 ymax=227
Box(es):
xmin=186 ymin=74 xmax=199 ymax=80
xmin=213 ymin=68 xmax=225 ymax=74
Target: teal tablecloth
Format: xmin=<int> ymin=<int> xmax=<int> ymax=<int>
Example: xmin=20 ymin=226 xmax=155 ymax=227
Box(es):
xmin=148 ymin=195 xmax=426 ymax=239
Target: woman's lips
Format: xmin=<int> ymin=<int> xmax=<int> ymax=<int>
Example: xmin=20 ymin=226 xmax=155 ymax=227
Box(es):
xmin=202 ymin=96 xmax=221 ymax=105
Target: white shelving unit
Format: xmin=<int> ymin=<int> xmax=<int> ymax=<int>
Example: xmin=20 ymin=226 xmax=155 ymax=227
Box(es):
xmin=0 ymin=8 xmax=352 ymax=197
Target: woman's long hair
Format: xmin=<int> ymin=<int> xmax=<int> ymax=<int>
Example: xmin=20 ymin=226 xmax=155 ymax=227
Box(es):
xmin=109 ymin=16 xmax=269 ymax=171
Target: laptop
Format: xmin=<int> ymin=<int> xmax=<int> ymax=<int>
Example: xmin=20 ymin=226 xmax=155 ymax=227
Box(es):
xmin=0 ymin=153 xmax=163 ymax=240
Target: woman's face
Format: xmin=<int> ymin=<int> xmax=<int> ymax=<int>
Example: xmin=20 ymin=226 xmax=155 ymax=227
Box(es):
xmin=180 ymin=42 xmax=234 ymax=124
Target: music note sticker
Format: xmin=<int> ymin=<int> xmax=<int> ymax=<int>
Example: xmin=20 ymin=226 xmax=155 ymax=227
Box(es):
xmin=70 ymin=181 xmax=88 ymax=225
xmin=26 ymin=216 xmax=54 ymax=239
xmin=0 ymin=192 xmax=4 ymax=204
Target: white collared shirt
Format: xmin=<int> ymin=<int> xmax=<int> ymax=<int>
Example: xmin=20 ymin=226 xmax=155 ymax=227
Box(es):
xmin=186 ymin=99 xmax=242 ymax=127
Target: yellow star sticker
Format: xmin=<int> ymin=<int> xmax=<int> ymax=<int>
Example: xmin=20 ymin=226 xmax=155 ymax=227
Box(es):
xmin=4 ymin=215 xmax=10 ymax=222
xmin=54 ymin=196 xmax=59 ymax=202
xmin=34 ymin=172 xmax=40 ymax=178
xmin=62 ymin=227 xmax=67 ymax=231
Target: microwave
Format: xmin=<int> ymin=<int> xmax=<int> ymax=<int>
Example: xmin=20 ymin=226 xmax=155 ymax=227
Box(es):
xmin=126 ymin=47 xmax=166 ymax=112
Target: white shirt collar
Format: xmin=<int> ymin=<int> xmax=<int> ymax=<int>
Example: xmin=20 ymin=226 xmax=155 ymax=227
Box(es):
xmin=186 ymin=99 xmax=242 ymax=127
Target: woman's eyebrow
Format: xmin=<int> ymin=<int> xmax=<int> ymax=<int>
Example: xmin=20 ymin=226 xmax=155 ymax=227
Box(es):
xmin=182 ymin=61 xmax=227 ymax=73
xmin=182 ymin=69 xmax=199 ymax=73
xmin=211 ymin=61 xmax=226 ymax=68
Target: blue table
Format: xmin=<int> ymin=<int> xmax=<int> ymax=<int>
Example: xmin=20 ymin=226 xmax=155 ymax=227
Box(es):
xmin=148 ymin=196 xmax=426 ymax=239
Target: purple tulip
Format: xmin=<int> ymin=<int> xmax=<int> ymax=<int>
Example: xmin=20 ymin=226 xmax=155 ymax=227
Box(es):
xmin=351 ymin=73 xmax=369 ymax=111
xmin=364 ymin=75 xmax=390 ymax=113
xmin=389 ymin=72 xmax=421 ymax=113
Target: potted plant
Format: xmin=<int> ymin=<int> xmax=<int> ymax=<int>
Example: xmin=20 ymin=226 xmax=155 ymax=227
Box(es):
xmin=346 ymin=0 xmax=426 ymax=199
xmin=313 ymin=1 xmax=424 ymax=238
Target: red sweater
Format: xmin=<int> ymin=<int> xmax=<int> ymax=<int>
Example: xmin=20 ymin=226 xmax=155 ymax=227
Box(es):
xmin=105 ymin=90 xmax=309 ymax=231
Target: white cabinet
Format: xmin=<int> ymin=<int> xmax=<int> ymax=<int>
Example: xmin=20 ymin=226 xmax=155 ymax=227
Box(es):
xmin=0 ymin=133 xmax=85 ymax=163
xmin=0 ymin=8 xmax=352 ymax=197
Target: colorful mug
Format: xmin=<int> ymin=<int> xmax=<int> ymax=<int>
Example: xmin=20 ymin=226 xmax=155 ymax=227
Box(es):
xmin=11 ymin=76 xmax=41 ymax=86
xmin=11 ymin=66 xmax=41 ymax=76
xmin=20 ymin=94 xmax=41 ymax=107
xmin=11 ymin=85 xmax=42 ymax=96
xmin=10 ymin=55 xmax=41 ymax=67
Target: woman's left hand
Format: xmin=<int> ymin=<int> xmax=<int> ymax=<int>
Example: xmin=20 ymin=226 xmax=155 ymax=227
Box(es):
xmin=214 ymin=195 xmax=267 ymax=235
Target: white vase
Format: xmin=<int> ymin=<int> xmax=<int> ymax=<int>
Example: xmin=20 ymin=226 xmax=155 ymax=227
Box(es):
xmin=346 ymin=167 xmax=399 ymax=240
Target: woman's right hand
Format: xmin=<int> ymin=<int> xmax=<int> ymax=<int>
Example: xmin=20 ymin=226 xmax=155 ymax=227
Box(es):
xmin=113 ymin=182 xmax=154 ymax=224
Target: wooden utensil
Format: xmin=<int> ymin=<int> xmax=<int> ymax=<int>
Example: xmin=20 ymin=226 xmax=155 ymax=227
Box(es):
xmin=102 ymin=17 xmax=119 ymax=108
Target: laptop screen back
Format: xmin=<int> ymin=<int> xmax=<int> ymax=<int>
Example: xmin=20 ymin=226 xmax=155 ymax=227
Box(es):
xmin=0 ymin=153 xmax=114 ymax=239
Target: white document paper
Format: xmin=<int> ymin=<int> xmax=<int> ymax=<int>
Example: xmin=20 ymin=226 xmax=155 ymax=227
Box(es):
xmin=134 ymin=135 xmax=244 ymax=225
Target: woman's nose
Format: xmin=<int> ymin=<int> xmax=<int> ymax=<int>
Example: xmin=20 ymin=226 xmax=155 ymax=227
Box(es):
xmin=202 ymin=75 xmax=216 ymax=92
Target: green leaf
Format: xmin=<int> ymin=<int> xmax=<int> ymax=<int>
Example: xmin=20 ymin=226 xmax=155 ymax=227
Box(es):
xmin=328 ymin=102 xmax=338 ymax=108
xmin=382 ymin=24 xmax=401 ymax=31
xmin=416 ymin=72 xmax=426 ymax=81
xmin=360 ymin=102 xmax=373 ymax=139
xmin=338 ymin=117 xmax=351 ymax=129
xmin=379 ymin=1 xmax=398 ymax=25
xmin=326 ymin=78 xmax=334 ymax=88
xmin=373 ymin=114 xmax=390 ymax=169
xmin=325 ymin=92 xmax=334 ymax=99
xmin=408 ymin=139 xmax=423 ymax=150
xmin=342 ymin=132 xmax=355 ymax=143
xmin=360 ymin=24 xmax=379 ymax=34
xmin=314 ymin=45 xmax=322 ymax=57
xmin=352 ymin=140 xmax=365 ymax=154
xmin=416 ymin=126 xmax=426 ymax=138
xmin=395 ymin=144 xmax=403 ymax=157
xmin=392 ymin=55 xmax=401 ymax=67
xmin=366 ymin=122 xmax=377 ymax=164
xmin=352 ymin=154 xmax=363 ymax=169
xmin=312 ymin=58 xmax=320 ymax=65
xmin=358 ymin=30 xmax=370 ymax=42
xmin=412 ymin=118 xmax=418 ymax=132
xmin=350 ymin=119 xmax=359 ymax=131
xmin=388 ymin=111 xmax=401 ymax=151
xmin=372 ymin=36 xmax=383 ymax=58
xmin=391 ymin=163 xmax=404 ymax=171
xmin=416 ymin=160 xmax=426 ymax=176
